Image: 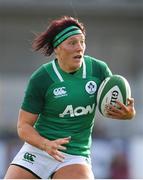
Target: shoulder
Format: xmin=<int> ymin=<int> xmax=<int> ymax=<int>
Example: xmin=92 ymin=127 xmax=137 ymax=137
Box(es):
xmin=30 ymin=61 xmax=51 ymax=80
xmin=29 ymin=61 xmax=54 ymax=87
xmin=84 ymin=55 xmax=112 ymax=79
xmin=84 ymin=55 xmax=108 ymax=68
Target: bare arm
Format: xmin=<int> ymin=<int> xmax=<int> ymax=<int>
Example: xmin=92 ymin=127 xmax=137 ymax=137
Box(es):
xmin=17 ymin=109 xmax=70 ymax=161
xmin=17 ymin=109 xmax=42 ymax=147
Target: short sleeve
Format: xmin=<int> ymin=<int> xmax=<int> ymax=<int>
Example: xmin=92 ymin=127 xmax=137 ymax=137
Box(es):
xmin=21 ymin=77 xmax=45 ymax=114
xmin=90 ymin=56 xmax=112 ymax=81
xmin=21 ymin=65 xmax=53 ymax=114
xmin=103 ymin=63 xmax=112 ymax=78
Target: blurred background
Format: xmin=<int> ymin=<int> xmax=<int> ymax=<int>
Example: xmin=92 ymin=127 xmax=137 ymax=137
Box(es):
xmin=0 ymin=0 xmax=143 ymax=178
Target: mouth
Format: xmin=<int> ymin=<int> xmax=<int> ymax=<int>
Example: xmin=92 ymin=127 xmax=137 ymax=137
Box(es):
xmin=73 ymin=55 xmax=82 ymax=60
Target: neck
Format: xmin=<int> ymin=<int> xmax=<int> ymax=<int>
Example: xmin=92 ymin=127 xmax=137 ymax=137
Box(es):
xmin=56 ymin=59 xmax=82 ymax=73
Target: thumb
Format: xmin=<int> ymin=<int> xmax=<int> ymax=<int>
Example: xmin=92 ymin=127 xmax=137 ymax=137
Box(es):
xmin=127 ymin=98 xmax=134 ymax=106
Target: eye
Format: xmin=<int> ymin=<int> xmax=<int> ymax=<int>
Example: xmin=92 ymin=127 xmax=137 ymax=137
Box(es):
xmin=80 ymin=39 xmax=85 ymax=44
xmin=69 ymin=40 xmax=76 ymax=45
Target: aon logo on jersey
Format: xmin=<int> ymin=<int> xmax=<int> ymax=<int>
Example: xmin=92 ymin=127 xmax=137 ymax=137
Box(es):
xmin=59 ymin=103 xmax=95 ymax=118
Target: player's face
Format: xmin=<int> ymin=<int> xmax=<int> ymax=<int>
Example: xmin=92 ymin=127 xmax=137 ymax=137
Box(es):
xmin=55 ymin=34 xmax=86 ymax=72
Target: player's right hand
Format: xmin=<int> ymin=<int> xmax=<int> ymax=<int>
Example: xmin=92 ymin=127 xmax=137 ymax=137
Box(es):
xmin=41 ymin=136 xmax=71 ymax=162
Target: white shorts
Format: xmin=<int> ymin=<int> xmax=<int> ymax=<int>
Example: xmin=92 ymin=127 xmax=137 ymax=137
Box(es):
xmin=11 ymin=142 xmax=94 ymax=179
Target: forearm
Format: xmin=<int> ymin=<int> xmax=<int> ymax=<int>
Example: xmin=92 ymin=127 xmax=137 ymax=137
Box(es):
xmin=17 ymin=123 xmax=48 ymax=150
xmin=17 ymin=122 xmax=71 ymax=162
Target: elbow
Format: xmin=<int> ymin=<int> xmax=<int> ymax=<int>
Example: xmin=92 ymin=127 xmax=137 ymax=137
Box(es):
xmin=17 ymin=123 xmax=26 ymax=141
xmin=17 ymin=124 xmax=22 ymax=139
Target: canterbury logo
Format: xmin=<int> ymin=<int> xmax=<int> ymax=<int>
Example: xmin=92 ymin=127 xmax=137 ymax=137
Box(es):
xmin=53 ymin=87 xmax=67 ymax=98
xmin=23 ymin=152 xmax=36 ymax=163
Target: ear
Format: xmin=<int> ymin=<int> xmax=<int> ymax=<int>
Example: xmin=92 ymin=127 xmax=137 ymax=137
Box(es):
xmin=54 ymin=46 xmax=60 ymax=55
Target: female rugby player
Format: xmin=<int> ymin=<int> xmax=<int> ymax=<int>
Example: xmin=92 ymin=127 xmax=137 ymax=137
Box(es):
xmin=4 ymin=16 xmax=135 ymax=179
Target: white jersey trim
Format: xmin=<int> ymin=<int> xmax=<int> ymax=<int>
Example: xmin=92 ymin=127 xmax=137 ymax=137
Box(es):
xmin=52 ymin=60 xmax=64 ymax=82
xmin=82 ymin=58 xmax=86 ymax=78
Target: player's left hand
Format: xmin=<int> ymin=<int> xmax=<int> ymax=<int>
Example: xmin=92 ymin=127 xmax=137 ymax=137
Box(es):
xmin=106 ymin=98 xmax=136 ymax=120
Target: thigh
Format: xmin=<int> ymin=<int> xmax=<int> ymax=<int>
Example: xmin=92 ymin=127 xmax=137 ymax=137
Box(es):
xmin=9 ymin=143 xmax=59 ymax=178
xmin=4 ymin=165 xmax=39 ymax=179
xmin=52 ymin=164 xmax=94 ymax=179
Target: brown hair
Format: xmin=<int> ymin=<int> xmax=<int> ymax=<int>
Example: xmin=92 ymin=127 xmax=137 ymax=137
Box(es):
xmin=32 ymin=16 xmax=85 ymax=56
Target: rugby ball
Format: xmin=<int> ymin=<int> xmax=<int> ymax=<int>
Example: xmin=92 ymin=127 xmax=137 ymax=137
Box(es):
xmin=97 ymin=75 xmax=131 ymax=117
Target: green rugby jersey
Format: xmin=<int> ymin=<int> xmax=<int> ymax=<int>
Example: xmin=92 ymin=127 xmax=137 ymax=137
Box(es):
xmin=21 ymin=55 xmax=112 ymax=157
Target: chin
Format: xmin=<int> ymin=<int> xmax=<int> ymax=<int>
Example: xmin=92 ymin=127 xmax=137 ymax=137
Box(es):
xmin=71 ymin=58 xmax=82 ymax=70
xmin=75 ymin=58 xmax=82 ymax=65
xmin=72 ymin=63 xmax=82 ymax=71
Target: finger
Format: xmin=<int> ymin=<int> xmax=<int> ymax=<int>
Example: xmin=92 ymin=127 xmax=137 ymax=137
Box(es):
xmin=54 ymin=151 xmax=65 ymax=162
xmin=106 ymin=109 xmax=124 ymax=119
xmin=56 ymin=151 xmax=65 ymax=159
xmin=106 ymin=104 xmax=122 ymax=113
xmin=106 ymin=105 xmax=124 ymax=116
xmin=106 ymin=110 xmax=120 ymax=117
xmin=115 ymin=101 xmax=127 ymax=110
xmin=114 ymin=101 xmax=131 ymax=113
xmin=54 ymin=155 xmax=64 ymax=162
xmin=127 ymin=98 xmax=134 ymax=106
xmin=56 ymin=137 xmax=71 ymax=145
xmin=57 ymin=145 xmax=67 ymax=150
xmin=127 ymin=97 xmax=134 ymax=102
xmin=62 ymin=136 xmax=71 ymax=140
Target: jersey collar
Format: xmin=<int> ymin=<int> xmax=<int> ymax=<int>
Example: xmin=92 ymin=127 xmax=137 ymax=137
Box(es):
xmin=52 ymin=58 xmax=86 ymax=82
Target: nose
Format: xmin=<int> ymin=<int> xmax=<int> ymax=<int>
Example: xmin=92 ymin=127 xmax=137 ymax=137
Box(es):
xmin=76 ymin=42 xmax=84 ymax=51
